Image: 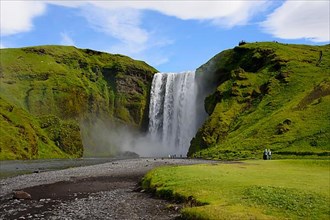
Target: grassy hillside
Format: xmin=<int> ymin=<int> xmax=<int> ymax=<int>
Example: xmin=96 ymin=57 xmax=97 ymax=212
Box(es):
xmin=0 ymin=45 xmax=157 ymax=160
xmin=189 ymin=42 xmax=330 ymax=159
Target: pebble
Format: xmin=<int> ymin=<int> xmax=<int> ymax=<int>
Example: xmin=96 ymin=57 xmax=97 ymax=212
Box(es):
xmin=0 ymin=158 xmax=216 ymax=219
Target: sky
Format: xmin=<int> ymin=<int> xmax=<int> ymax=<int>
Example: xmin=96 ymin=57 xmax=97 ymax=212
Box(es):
xmin=1 ymin=0 xmax=329 ymax=72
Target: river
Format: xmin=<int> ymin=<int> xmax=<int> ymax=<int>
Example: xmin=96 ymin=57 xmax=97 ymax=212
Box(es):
xmin=0 ymin=157 xmax=119 ymax=179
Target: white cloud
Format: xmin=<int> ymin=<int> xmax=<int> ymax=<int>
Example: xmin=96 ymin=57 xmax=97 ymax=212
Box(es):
xmin=46 ymin=1 xmax=86 ymax=8
xmin=60 ymin=32 xmax=75 ymax=46
xmin=78 ymin=4 xmax=172 ymax=66
xmin=81 ymin=6 xmax=148 ymax=46
xmin=0 ymin=1 xmax=46 ymax=36
xmin=0 ymin=0 xmax=270 ymax=66
xmin=262 ymin=1 xmax=330 ymax=42
xmin=72 ymin=1 xmax=269 ymax=27
xmin=47 ymin=0 xmax=269 ymax=22
xmin=0 ymin=1 xmax=270 ymax=38
xmin=63 ymin=1 xmax=269 ymax=65
xmin=0 ymin=42 xmax=6 ymax=48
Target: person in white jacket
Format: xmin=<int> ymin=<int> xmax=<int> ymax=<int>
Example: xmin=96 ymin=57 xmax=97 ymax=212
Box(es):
xmin=268 ymin=149 xmax=272 ymax=160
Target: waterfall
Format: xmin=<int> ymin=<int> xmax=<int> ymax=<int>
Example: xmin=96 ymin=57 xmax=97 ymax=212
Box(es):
xmin=148 ymin=71 xmax=198 ymax=156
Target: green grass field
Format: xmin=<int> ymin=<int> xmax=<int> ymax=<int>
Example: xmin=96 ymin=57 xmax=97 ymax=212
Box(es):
xmin=142 ymin=160 xmax=330 ymax=219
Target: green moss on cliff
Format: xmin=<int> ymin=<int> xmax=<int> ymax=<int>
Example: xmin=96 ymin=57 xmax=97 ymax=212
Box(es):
xmin=0 ymin=96 xmax=71 ymax=160
xmin=189 ymin=42 xmax=330 ymax=159
xmin=0 ymin=45 xmax=157 ymax=160
xmin=38 ymin=115 xmax=83 ymax=157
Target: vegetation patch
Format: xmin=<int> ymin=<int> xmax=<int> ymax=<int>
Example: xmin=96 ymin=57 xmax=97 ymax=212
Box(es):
xmin=142 ymin=160 xmax=330 ymax=219
xmin=244 ymin=186 xmax=329 ymax=218
xmin=190 ymin=42 xmax=330 ymax=159
xmin=0 ymin=45 xmax=157 ymax=159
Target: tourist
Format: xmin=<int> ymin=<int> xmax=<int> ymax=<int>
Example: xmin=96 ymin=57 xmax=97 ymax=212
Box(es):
xmin=268 ymin=149 xmax=272 ymax=160
xmin=263 ymin=149 xmax=268 ymax=160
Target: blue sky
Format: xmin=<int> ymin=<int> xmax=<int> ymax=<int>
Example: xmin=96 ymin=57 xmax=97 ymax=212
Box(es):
xmin=1 ymin=1 xmax=329 ymax=72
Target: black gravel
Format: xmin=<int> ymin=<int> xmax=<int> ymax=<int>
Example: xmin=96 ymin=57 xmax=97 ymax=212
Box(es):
xmin=0 ymin=158 xmax=216 ymax=220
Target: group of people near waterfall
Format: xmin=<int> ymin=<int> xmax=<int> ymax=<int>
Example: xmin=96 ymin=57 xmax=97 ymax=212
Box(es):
xmin=263 ymin=149 xmax=272 ymax=160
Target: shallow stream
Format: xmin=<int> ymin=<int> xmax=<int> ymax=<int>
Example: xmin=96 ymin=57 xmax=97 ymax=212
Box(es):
xmin=0 ymin=157 xmax=118 ymax=179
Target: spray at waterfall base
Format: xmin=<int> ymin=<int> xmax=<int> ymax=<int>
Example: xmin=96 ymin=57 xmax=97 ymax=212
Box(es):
xmin=83 ymin=71 xmax=210 ymax=157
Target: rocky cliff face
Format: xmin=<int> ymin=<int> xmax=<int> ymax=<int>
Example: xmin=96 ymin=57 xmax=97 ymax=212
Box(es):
xmin=0 ymin=46 xmax=157 ymax=159
xmin=189 ymin=42 xmax=330 ymax=159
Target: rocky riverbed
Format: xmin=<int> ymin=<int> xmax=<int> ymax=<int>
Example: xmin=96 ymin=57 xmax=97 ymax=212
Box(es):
xmin=0 ymin=158 xmax=216 ymax=220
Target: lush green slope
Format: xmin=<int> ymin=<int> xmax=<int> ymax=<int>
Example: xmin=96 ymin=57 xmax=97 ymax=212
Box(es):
xmin=189 ymin=42 xmax=330 ymax=159
xmin=0 ymin=45 xmax=157 ymax=159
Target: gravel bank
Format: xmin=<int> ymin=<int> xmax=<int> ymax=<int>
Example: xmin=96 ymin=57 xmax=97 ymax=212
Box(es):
xmin=0 ymin=158 xmax=216 ymax=219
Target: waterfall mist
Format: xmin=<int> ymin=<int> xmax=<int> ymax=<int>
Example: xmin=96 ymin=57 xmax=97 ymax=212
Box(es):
xmin=82 ymin=69 xmax=215 ymax=157
xmin=81 ymin=119 xmax=170 ymax=157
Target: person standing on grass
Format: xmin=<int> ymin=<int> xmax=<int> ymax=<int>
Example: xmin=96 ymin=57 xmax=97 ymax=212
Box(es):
xmin=268 ymin=149 xmax=272 ymax=160
xmin=263 ymin=149 xmax=268 ymax=160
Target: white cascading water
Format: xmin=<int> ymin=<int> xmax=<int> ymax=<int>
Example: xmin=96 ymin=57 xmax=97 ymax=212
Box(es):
xmin=148 ymin=71 xmax=198 ymax=156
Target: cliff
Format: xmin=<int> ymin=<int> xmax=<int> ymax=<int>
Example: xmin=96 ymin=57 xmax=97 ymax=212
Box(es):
xmin=0 ymin=46 xmax=157 ymax=159
xmin=189 ymin=42 xmax=330 ymax=159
